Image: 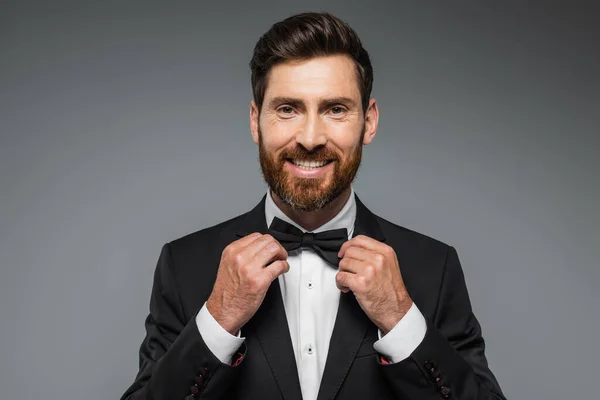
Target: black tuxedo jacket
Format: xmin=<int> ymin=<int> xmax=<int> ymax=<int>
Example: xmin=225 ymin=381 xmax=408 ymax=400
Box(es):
xmin=121 ymin=194 xmax=505 ymax=400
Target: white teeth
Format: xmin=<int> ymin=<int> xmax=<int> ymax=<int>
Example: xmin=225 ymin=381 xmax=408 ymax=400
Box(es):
xmin=291 ymin=159 xmax=329 ymax=168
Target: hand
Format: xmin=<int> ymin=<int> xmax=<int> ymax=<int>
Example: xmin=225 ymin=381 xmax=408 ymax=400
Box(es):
xmin=206 ymin=233 xmax=289 ymax=335
xmin=336 ymin=235 xmax=413 ymax=335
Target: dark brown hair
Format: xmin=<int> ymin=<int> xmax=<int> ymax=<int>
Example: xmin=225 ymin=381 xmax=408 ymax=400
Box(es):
xmin=250 ymin=12 xmax=374 ymax=112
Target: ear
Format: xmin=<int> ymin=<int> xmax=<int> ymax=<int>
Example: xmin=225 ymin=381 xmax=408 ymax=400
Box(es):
xmin=250 ymin=100 xmax=260 ymax=145
xmin=362 ymin=98 xmax=379 ymax=145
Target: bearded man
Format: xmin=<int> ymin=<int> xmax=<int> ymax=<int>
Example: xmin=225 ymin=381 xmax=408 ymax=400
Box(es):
xmin=121 ymin=12 xmax=505 ymax=400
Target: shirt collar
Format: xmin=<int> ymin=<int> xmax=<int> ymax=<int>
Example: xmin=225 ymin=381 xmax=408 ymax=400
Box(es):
xmin=265 ymin=186 xmax=356 ymax=236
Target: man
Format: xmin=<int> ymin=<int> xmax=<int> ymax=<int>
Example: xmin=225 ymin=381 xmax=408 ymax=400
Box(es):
xmin=121 ymin=12 xmax=505 ymax=400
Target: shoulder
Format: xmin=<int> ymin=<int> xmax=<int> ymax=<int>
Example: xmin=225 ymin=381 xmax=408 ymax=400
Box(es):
xmin=369 ymin=213 xmax=455 ymax=276
xmin=166 ymin=211 xmax=248 ymax=257
xmin=153 ymin=209 xmax=253 ymax=304
xmin=354 ymin=193 xmax=452 ymax=259
xmin=375 ymin=214 xmax=451 ymax=253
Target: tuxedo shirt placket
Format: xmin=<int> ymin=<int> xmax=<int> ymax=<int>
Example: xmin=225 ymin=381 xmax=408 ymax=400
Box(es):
xmin=266 ymin=188 xmax=356 ymax=400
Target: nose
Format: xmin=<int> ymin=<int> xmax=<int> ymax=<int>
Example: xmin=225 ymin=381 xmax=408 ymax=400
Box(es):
xmin=295 ymin=113 xmax=327 ymax=151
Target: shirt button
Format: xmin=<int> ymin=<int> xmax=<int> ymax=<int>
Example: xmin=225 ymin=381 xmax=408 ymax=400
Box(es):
xmin=307 ymin=281 xmax=313 ymax=289
xmin=307 ymin=345 xmax=314 ymax=355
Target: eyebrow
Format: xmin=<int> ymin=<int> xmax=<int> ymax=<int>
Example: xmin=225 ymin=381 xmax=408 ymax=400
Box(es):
xmin=267 ymin=96 xmax=358 ymax=111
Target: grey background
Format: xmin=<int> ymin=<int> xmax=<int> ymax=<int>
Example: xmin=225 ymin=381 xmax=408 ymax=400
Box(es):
xmin=1 ymin=1 xmax=598 ymax=399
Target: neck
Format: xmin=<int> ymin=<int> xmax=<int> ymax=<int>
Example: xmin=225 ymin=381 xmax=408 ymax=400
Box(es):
xmin=270 ymin=187 xmax=352 ymax=232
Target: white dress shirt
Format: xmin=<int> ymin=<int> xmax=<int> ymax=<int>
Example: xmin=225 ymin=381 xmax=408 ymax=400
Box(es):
xmin=196 ymin=186 xmax=427 ymax=400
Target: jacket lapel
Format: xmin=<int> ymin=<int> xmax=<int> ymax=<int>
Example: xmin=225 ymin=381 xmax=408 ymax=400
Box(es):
xmin=234 ymin=196 xmax=303 ymax=400
xmin=316 ymin=194 xmax=386 ymax=400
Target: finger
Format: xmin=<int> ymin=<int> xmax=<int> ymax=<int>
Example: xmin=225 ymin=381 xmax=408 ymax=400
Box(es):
xmin=244 ymin=234 xmax=288 ymax=268
xmin=223 ymin=233 xmax=262 ymax=261
xmin=229 ymin=232 xmax=263 ymax=252
xmin=338 ymin=235 xmax=386 ymax=258
xmin=338 ymin=256 xmax=365 ymax=274
xmin=339 ymin=285 xmax=351 ymax=294
xmin=338 ymin=235 xmax=374 ymax=257
xmin=340 ymin=245 xmax=377 ymax=264
xmin=263 ymin=259 xmax=290 ymax=282
xmin=335 ymin=271 xmax=356 ymax=293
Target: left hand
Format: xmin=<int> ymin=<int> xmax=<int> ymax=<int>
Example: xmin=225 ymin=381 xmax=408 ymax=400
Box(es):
xmin=336 ymin=235 xmax=413 ymax=335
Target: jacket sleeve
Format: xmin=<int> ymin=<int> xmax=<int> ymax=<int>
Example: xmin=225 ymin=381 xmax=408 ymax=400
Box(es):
xmin=120 ymin=243 xmax=246 ymax=400
xmin=378 ymin=246 xmax=506 ymax=400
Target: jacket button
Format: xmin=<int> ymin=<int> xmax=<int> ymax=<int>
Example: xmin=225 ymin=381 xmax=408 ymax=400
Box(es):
xmin=430 ymin=369 xmax=441 ymax=379
xmin=440 ymin=386 xmax=451 ymax=398
xmin=435 ymin=377 xmax=445 ymax=388
xmin=199 ymin=366 xmax=209 ymax=378
xmin=195 ymin=375 xmax=204 ymax=386
xmin=424 ymin=361 xmax=435 ymax=370
xmin=189 ymin=385 xmax=199 ymax=395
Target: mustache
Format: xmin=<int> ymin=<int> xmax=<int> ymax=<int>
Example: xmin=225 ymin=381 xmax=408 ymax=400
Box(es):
xmin=279 ymin=147 xmax=339 ymax=162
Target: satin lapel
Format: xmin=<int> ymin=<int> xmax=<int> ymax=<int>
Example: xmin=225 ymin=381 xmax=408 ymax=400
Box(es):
xmin=316 ymin=194 xmax=386 ymax=400
xmin=235 ymin=195 xmax=303 ymax=400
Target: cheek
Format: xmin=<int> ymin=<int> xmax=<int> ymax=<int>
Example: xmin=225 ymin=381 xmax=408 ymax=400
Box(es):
xmin=327 ymin=121 xmax=363 ymax=145
xmin=261 ymin=134 xmax=292 ymax=153
xmin=260 ymin=121 xmax=298 ymax=147
xmin=329 ymin=136 xmax=361 ymax=157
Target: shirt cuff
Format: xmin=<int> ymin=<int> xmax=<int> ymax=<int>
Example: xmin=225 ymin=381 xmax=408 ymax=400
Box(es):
xmin=195 ymin=302 xmax=245 ymax=365
xmin=373 ymin=302 xmax=427 ymax=364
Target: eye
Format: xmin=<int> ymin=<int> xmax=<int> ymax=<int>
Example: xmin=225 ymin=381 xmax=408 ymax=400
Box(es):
xmin=278 ymin=106 xmax=295 ymax=115
xmin=330 ymin=106 xmax=346 ymax=115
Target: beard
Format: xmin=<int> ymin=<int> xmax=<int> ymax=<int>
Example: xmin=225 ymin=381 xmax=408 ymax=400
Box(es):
xmin=258 ymin=125 xmax=365 ymax=212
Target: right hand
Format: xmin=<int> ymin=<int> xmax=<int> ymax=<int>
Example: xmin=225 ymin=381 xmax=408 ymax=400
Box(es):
xmin=206 ymin=233 xmax=289 ymax=335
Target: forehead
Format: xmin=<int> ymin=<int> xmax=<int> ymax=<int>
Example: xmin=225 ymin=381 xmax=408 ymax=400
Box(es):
xmin=263 ymin=55 xmax=361 ymax=102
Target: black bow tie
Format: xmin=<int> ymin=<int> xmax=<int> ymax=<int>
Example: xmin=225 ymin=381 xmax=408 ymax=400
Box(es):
xmin=268 ymin=216 xmax=348 ymax=268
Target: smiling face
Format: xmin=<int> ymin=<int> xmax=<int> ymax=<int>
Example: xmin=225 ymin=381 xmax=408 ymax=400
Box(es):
xmin=250 ymin=54 xmax=379 ymax=211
